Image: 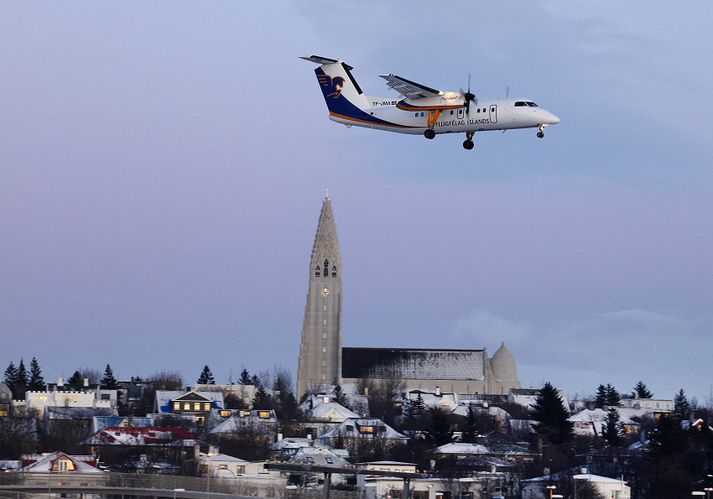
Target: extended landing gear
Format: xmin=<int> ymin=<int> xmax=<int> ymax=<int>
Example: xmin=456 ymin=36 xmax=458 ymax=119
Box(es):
xmin=537 ymin=124 xmax=546 ymax=139
xmin=424 ymin=129 xmax=436 ymax=140
xmin=463 ymin=130 xmax=475 ymax=150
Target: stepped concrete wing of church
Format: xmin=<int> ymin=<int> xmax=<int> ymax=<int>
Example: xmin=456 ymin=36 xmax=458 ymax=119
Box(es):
xmin=297 ymin=197 xmax=520 ymax=400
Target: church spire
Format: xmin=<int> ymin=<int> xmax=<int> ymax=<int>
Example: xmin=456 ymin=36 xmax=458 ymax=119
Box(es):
xmin=297 ymin=196 xmax=343 ymax=399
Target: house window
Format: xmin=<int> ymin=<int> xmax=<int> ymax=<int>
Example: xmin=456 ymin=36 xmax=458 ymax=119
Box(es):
xmin=173 ymin=402 xmax=180 ymax=411
xmin=346 ymin=425 xmax=354 ymax=432
xmin=239 ymin=410 xmax=251 ymax=417
xmin=194 ymin=402 xmax=201 ymax=411
xmin=325 ymin=457 xmax=333 ymax=464
xmin=307 ymin=457 xmax=314 ymax=463
xmin=196 ymin=416 xmax=205 ymax=425
xmin=258 ymin=411 xmax=271 ymax=419
xmin=219 ymin=410 xmax=231 ymax=417
xmin=183 ymin=402 xmax=190 ymax=411
xmin=204 ymin=403 xmax=211 ymax=411
xmin=360 ymin=425 xmax=375 ymax=434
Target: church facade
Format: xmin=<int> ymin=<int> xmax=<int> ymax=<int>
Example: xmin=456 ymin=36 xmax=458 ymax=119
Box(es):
xmin=297 ymin=197 xmax=521 ymax=400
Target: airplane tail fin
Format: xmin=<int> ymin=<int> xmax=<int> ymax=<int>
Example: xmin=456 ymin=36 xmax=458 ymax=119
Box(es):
xmin=301 ymin=55 xmax=370 ymax=116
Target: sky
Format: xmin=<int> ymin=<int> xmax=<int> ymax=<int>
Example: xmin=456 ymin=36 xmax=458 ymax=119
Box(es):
xmin=1 ymin=1 xmax=712 ymax=402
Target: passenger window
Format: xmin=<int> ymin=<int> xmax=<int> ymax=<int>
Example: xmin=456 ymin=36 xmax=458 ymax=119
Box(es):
xmin=476 ymin=108 xmax=480 ymax=113
xmin=450 ymin=110 xmax=453 ymax=115
xmin=415 ymin=112 xmax=418 ymax=117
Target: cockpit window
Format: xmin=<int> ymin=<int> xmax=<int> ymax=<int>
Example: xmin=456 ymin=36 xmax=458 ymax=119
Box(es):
xmin=526 ymin=101 xmax=539 ymax=107
xmin=514 ymin=101 xmax=527 ymax=107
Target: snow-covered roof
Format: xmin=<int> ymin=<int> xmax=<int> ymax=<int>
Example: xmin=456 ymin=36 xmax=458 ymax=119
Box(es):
xmin=199 ymin=452 xmax=248 ymax=463
xmin=308 ymin=402 xmax=359 ymax=422
xmin=209 ymin=410 xmax=277 ymax=434
xmin=434 ymin=443 xmax=489 ymax=455
xmin=83 ymin=427 xmax=197 ymax=446
xmin=568 ymin=408 xmax=637 ymax=425
xmin=318 ymin=418 xmax=407 ymax=441
xmin=19 ymin=452 xmax=103 ymax=474
xmin=288 ymin=447 xmax=351 ymax=467
xmin=573 ymin=473 xmax=629 ymax=484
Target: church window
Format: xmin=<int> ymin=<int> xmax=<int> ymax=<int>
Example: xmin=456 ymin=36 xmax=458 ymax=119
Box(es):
xmin=323 ymin=319 xmax=327 ymax=325
xmin=324 ymin=260 xmax=329 ymax=275
xmin=321 ymin=360 xmax=326 ymax=367
xmin=322 ymin=333 xmax=327 ymax=339
xmin=331 ymin=265 xmax=337 ymax=277
xmin=315 ymin=265 xmax=320 ymax=277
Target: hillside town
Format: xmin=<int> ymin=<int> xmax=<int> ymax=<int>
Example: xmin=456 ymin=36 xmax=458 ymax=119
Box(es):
xmin=1 ymin=359 xmax=712 ymax=498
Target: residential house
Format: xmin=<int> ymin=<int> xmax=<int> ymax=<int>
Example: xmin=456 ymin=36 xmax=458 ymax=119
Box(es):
xmin=153 ymin=390 xmax=224 ymax=429
xmin=16 ymin=387 xmax=118 ymax=417
xmin=521 ymin=472 xmax=630 ymax=499
xmin=568 ymin=408 xmax=641 ymax=438
xmin=0 ymin=382 xmax=12 ymax=417
xmin=316 ymin=418 xmax=408 ymax=454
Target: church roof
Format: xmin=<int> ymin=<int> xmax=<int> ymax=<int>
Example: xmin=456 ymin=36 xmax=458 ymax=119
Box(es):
xmin=342 ymin=347 xmax=485 ymax=381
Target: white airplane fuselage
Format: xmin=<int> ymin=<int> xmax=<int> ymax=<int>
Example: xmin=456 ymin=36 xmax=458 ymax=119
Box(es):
xmin=303 ymin=55 xmax=559 ymax=148
xmin=330 ymin=96 xmax=560 ymax=135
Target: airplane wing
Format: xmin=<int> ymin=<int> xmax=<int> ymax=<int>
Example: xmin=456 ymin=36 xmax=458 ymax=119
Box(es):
xmin=379 ymin=74 xmax=442 ymax=98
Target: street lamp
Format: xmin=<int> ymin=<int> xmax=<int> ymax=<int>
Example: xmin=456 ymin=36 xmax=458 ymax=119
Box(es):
xmin=692 ymin=492 xmax=705 ymax=497
xmin=553 ymin=495 xmax=564 ymax=499
xmin=546 ymin=485 xmax=556 ymax=499
xmin=704 ymin=487 xmax=713 ymax=499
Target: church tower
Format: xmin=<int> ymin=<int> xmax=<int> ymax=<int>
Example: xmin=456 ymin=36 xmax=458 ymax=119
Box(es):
xmin=297 ymin=197 xmax=343 ymax=399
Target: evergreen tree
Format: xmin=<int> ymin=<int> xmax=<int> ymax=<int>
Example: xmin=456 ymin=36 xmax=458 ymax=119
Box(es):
xmin=462 ymin=404 xmax=480 ymax=443
xmin=633 ymin=381 xmax=653 ymax=398
xmin=594 ymin=384 xmax=607 ymax=408
xmin=602 ymin=407 xmax=623 ymax=445
xmin=252 ymin=384 xmax=272 ymax=409
xmin=100 ymin=364 xmax=118 ymax=389
xmin=29 ymin=357 xmax=45 ymax=391
xmin=673 ymin=388 xmax=690 ymax=421
xmin=333 ymin=383 xmax=348 ymax=407
xmin=16 ymin=359 xmax=29 ymax=387
xmin=4 ymin=362 xmax=18 ymax=390
xmin=197 ymin=365 xmax=216 ymax=385
xmin=605 ymin=384 xmax=620 ymax=407
xmin=66 ymin=370 xmax=83 ymax=390
xmin=238 ymin=368 xmax=252 ymax=385
xmin=427 ymin=407 xmax=452 ymax=445
xmin=409 ymin=392 xmax=426 ymax=418
xmin=531 ymin=382 xmax=572 ymax=445
xmin=251 ymin=374 xmax=261 ymax=387
xmin=273 ymin=372 xmax=298 ymax=420
xmin=13 ymin=359 xmax=29 ymax=399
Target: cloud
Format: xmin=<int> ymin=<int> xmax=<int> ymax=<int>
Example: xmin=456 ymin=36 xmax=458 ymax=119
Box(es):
xmin=450 ymin=309 xmax=532 ymax=349
xmin=450 ymin=307 xmax=708 ymax=398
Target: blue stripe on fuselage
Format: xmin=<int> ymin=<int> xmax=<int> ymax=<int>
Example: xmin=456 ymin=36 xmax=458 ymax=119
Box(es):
xmin=314 ymin=68 xmax=409 ymax=128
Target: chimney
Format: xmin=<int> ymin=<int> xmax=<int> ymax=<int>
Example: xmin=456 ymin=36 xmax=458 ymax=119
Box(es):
xmin=83 ymin=378 xmax=89 ymax=388
xmin=435 ymin=386 xmax=441 ymax=396
xmin=277 ymin=433 xmax=283 ymax=442
xmin=57 ymin=377 xmax=64 ymax=390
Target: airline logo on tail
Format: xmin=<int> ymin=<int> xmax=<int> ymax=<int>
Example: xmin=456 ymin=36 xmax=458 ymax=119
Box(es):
xmin=317 ymin=74 xmax=345 ymax=99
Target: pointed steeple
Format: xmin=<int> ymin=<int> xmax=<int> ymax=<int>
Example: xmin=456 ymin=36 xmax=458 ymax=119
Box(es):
xmin=297 ymin=196 xmax=343 ymax=399
xmin=310 ymin=197 xmax=341 ymax=274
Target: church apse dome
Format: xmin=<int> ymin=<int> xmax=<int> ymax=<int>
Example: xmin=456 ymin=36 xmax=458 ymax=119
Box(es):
xmin=490 ymin=342 xmax=519 ymax=383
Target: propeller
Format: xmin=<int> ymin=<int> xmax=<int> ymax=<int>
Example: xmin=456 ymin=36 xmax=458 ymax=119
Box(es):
xmin=462 ymin=73 xmax=476 ymax=114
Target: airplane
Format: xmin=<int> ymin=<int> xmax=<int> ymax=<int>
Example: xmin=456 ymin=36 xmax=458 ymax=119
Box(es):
xmin=301 ymin=55 xmax=560 ymax=150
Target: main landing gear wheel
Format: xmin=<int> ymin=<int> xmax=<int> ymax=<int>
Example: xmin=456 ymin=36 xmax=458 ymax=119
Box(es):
xmin=463 ymin=130 xmax=475 ymax=150
xmin=537 ymin=131 xmax=545 ymax=139
xmin=424 ymin=129 xmax=436 ymax=140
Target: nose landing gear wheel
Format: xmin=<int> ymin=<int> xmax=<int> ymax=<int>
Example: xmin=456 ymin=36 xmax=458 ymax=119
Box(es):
xmin=537 ymin=131 xmax=545 ymax=138
xmin=537 ymin=124 xmax=545 ymax=139
xmin=463 ymin=140 xmax=474 ymax=150
xmin=424 ymin=129 xmax=436 ymax=140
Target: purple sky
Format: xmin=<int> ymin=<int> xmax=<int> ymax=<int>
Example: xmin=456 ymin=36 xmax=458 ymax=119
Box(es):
xmin=2 ymin=2 xmax=712 ymax=402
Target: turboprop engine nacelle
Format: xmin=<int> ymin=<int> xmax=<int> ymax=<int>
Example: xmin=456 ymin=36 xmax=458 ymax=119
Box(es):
xmin=396 ymin=91 xmax=467 ymax=111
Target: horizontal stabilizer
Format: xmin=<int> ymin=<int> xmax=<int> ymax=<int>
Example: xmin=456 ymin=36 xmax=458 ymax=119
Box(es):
xmin=300 ymin=55 xmax=340 ymax=65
